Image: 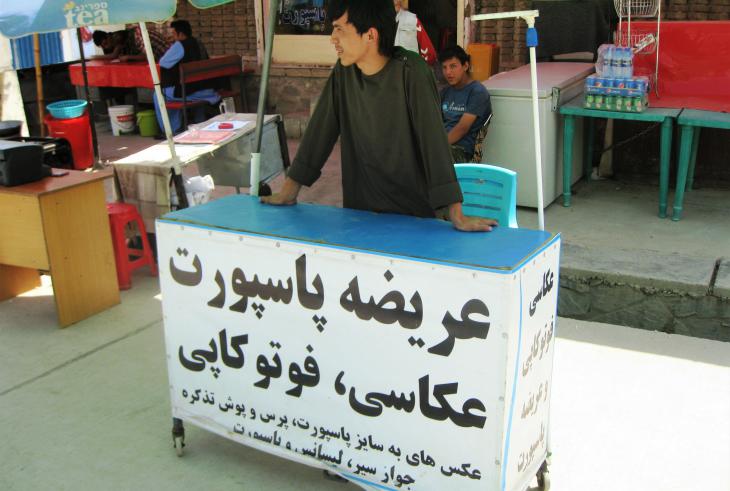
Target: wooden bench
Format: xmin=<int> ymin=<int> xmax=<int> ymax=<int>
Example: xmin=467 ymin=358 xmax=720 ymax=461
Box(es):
xmin=166 ymin=54 xmax=251 ymax=128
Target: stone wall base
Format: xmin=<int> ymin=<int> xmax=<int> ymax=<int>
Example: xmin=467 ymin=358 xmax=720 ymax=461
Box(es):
xmin=559 ymin=275 xmax=730 ymax=342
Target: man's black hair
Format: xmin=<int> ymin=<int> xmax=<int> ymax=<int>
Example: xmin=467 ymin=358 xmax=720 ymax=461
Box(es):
xmin=329 ymin=0 xmax=396 ymax=57
xmin=92 ymin=30 xmax=109 ymax=47
xmin=438 ymin=45 xmax=471 ymax=66
xmin=170 ymin=20 xmax=193 ymax=38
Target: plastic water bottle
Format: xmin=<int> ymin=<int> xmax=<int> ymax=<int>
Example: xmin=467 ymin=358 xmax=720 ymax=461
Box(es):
xmin=619 ymin=48 xmax=628 ymax=79
xmin=610 ymin=46 xmax=621 ymax=79
xmin=624 ymin=48 xmax=634 ymax=78
xmin=601 ymin=45 xmax=612 ymax=78
xmin=615 ymin=47 xmax=625 ymax=79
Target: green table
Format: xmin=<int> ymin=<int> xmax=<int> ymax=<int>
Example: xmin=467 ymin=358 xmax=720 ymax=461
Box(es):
xmin=673 ymin=109 xmax=730 ymax=221
xmin=559 ymin=96 xmax=681 ymax=218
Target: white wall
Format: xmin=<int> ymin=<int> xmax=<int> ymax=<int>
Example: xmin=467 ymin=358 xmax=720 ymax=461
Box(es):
xmin=0 ymin=34 xmax=29 ymax=136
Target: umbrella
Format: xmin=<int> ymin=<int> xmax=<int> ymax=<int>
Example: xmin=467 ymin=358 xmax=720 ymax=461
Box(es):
xmin=0 ymin=0 xmax=276 ymax=177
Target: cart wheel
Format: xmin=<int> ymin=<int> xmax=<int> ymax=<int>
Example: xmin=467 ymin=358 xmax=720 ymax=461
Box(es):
xmin=174 ymin=435 xmax=185 ymax=457
xmin=172 ymin=417 xmax=185 ymax=457
xmin=322 ymin=470 xmax=347 ymax=483
xmin=536 ymin=460 xmax=550 ymax=491
xmin=258 ymin=182 xmax=272 ymax=197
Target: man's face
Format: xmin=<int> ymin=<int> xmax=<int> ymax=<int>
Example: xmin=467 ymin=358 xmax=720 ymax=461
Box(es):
xmin=164 ymin=21 xmax=176 ymax=42
xmin=393 ymin=0 xmax=402 ymax=13
xmin=170 ymin=28 xmax=184 ymax=42
xmin=441 ymin=57 xmax=468 ymax=87
xmin=331 ymin=12 xmax=370 ymax=67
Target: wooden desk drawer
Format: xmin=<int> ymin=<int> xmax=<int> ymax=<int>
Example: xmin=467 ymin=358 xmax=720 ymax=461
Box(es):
xmin=0 ymin=193 xmax=49 ymax=270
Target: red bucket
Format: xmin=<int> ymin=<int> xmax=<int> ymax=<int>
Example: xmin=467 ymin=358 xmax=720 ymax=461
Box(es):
xmin=44 ymin=110 xmax=94 ymax=170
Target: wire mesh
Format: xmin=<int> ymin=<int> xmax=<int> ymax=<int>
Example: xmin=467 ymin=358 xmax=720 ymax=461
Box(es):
xmin=613 ymin=0 xmax=659 ymax=18
xmin=614 ymin=28 xmax=657 ymax=54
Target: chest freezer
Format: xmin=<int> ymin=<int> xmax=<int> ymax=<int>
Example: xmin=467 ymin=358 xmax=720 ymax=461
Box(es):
xmin=482 ymin=62 xmax=594 ymax=208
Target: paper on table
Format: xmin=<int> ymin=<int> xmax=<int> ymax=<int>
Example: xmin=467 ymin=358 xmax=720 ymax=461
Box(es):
xmin=201 ymin=120 xmax=252 ymax=131
xmin=173 ymin=130 xmax=236 ymax=144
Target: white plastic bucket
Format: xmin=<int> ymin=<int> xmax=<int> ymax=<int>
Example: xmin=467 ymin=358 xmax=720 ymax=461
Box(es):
xmin=108 ymin=105 xmax=135 ymax=136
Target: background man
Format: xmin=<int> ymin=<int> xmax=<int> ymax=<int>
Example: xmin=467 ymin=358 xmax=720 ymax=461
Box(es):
xmin=92 ymin=29 xmax=139 ymax=60
xmin=439 ymin=45 xmax=492 ymax=162
xmin=154 ymin=20 xmax=219 ymax=134
xmin=263 ymin=0 xmax=495 ymax=232
xmin=393 ymin=0 xmax=436 ymax=65
xmin=92 ymin=25 xmax=170 ymax=61
xmin=91 ymin=29 xmax=141 ymax=107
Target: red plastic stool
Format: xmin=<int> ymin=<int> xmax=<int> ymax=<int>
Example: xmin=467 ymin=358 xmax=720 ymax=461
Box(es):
xmin=106 ymin=203 xmax=157 ymax=290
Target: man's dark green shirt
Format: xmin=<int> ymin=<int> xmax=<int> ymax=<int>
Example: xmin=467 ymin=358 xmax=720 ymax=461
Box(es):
xmin=287 ymin=48 xmax=462 ymax=218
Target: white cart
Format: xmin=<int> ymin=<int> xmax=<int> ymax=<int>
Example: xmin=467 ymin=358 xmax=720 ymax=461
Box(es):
xmin=157 ymin=195 xmax=560 ymax=491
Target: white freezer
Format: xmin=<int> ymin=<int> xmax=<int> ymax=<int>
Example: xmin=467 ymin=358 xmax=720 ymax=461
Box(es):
xmin=482 ymin=62 xmax=594 ymax=208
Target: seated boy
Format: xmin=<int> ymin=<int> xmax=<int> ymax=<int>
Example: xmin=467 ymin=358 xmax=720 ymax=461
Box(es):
xmin=439 ymin=45 xmax=492 ymax=162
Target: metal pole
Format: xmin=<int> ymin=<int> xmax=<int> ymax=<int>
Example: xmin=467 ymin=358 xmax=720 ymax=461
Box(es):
xmin=139 ymin=22 xmax=178 ymax=165
xmin=470 ymin=10 xmax=545 ymax=230
xmin=32 ymin=34 xmax=45 ymax=137
xmin=250 ymin=0 xmax=281 ymax=197
xmin=526 ymin=19 xmax=545 ymax=231
xmin=76 ymin=28 xmax=101 ymax=168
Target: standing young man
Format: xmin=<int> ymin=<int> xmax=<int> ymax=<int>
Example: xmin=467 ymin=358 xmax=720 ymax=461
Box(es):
xmin=439 ymin=45 xmax=492 ymax=163
xmin=263 ymin=0 xmax=495 ymax=232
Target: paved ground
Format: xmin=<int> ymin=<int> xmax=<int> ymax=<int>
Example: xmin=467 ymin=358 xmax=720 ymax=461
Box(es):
xmin=1 ymin=273 xmax=728 ymax=490
xmin=2 ymin=126 xmax=727 ymax=490
xmin=96 ymin=125 xmax=730 ymax=268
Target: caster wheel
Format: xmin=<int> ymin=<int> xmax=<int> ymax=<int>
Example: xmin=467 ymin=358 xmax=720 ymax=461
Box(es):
xmin=537 ymin=460 xmax=550 ymax=490
xmin=537 ymin=470 xmax=551 ymax=490
xmin=173 ymin=435 xmax=185 ymax=457
xmin=322 ymin=470 xmax=347 ymax=483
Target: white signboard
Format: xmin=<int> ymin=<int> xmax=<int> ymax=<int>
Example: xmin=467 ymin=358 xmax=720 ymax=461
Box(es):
xmin=504 ymin=253 xmax=559 ymax=491
xmin=157 ymin=221 xmax=560 ymax=491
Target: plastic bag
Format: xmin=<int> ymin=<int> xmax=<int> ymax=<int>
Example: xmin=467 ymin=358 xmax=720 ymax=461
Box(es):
xmin=170 ymin=174 xmax=215 ymax=207
xmin=185 ymin=175 xmax=215 ymax=206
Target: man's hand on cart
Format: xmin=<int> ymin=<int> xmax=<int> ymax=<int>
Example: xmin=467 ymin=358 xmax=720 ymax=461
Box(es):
xmin=261 ymin=177 xmax=301 ymax=206
xmin=449 ymin=202 xmax=497 ymax=232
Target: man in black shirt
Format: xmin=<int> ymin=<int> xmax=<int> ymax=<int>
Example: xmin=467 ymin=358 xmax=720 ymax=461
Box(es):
xmin=263 ymin=0 xmax=495 ymax=232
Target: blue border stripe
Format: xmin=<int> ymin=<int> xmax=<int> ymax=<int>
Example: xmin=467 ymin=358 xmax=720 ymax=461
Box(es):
xmin=501 ymin=273 xmax=524 ymax=490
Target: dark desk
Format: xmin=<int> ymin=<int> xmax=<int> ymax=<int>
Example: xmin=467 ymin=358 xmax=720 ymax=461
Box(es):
xmin=559 ymin=95 xmax=681 ymax=217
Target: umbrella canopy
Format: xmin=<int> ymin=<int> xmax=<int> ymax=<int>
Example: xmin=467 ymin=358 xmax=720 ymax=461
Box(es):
xmin=0 ymin=0 xmax=245 ymax=169
xmin=0 ymin=0 xmax=230 ymax=39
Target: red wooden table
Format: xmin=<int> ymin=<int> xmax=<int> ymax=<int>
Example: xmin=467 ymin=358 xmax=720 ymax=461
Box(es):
xmin=69 ymin=60 xmax=158 ymax=88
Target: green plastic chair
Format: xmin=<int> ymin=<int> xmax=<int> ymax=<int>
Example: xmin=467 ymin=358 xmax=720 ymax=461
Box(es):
xmin=455 ymin=163 xmax=518 ymax=228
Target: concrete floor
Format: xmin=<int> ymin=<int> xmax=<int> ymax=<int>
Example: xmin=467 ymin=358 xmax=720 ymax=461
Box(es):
xmin=95 ymin=126 xmax=730 ymax=267
xmin=1 ymin=274 xmax=728 ymax=490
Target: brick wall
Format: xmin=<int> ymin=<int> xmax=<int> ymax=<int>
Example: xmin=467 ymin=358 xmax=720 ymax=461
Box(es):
xmin=175 ymin=0 xmax=257 ymax=60
xmin=251 ymin=67 xmax=331 ymax=137
xmin=473 ymin=0 xmax=730 ymax=72
xmin=178 ymin=0 xmax=730 ymax=70
xmin=664 ymin=0 xmax=730 ymax=20
xmin=472 ymin=0 xmax=531 ymax=71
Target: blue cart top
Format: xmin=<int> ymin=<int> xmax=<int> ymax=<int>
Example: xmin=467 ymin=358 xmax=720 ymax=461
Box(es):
xmin=159 ymin=195 xmax=557 ymax=272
